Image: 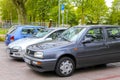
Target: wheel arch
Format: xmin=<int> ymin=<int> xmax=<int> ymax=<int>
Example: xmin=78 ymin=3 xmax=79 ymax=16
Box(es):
xmin=55 ymin=54 xmax=76 ymax=69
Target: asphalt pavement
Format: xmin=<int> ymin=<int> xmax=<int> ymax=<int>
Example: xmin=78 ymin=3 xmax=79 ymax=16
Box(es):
xmin=1 ymin=42 xmax=120 ymax=80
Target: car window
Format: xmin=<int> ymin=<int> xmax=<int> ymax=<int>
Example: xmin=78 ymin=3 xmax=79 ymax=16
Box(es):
xmin=7 ymin=26 xmax=17 ymax=34
xmin=106 ymin=27 xmax=120 ymax=40
xmin=61 ymin=27 xmax=84 ymax=42
xmin=48 ymin=30 xmax=64 ymax=40
xmin=21 ymin=28 xmax=35 ymax=35
xmin=37 ymin=27 xmax=43 ymax=31
xmin=84 ymin=28 xmax=104 ymax=42
xmin=35 ymin=29 xmax=53 ymax=38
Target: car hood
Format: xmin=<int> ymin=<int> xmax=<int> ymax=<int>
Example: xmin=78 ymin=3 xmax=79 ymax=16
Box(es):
xmin=8 ymin=38 xmax=44 ymax=49
xmin=30 ymin=40 xmax=71 ymax=50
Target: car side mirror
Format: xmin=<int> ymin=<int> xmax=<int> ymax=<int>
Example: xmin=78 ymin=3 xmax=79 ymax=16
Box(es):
xmin=45 ymin=38 xmax=52 ymax=41
xmin=82 ymin=37 xmax=94 ymax=44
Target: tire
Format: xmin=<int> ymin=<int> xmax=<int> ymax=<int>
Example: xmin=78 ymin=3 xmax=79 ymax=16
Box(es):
xmin=55 ymin=57 xmax=75 ymax=77
xmin=97 ymin=64 xmax=107 ymax=67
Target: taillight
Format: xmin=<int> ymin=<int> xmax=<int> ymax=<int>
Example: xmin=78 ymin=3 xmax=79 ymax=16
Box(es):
xmin=10 ymin=36 xmax=14 ymax=41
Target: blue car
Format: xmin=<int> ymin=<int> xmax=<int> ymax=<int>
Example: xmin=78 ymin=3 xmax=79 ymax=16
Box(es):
xmin=5 ymin=25 xmax=44 ymax=45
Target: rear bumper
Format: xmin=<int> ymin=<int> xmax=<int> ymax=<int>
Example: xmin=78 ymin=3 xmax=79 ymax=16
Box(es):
xmin=24 ymin=54 xmax=57 ymax=72
xmin=5 ymin=40 xmax=10 ymax=45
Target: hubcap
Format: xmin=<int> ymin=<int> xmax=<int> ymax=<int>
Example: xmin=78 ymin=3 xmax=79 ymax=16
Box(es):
xmin=60 ymin=60 xmax=73 ymax=75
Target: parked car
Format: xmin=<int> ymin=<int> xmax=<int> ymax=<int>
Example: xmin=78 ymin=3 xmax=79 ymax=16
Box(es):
xmin=5 ymin=25 xmax=45 ymax=45
xmin=7 ymin=27 xmax=66 ymax=59
xmin=24 ymin=25 xmax=120 ymax=77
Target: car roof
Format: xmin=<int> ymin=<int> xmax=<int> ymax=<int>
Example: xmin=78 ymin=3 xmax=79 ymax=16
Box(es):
xmin=74 ymin=25 xmax=120 ymax=28
xmin=14 ymin=25 xmax=45 ymax=28
xmin=46 ymin=27 xmax=67 ymax=30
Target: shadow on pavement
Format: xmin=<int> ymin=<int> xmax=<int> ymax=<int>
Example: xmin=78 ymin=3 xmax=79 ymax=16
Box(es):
xmin=27 ymin=64 xmax=117 ymax=77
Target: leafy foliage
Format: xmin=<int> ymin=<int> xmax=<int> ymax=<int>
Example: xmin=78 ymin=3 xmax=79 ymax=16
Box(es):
xmin=0 ymin=0 xmax=17 ymax=22
xmin=75 ymin=0 xmax=108 ymax=24
xmin=0 ymin=0 xmax=119 ymax=26
xmin=11 ymin=0 xmax=27 ymax=24
xmin=108 ymin=0 xmax=120 ymax=25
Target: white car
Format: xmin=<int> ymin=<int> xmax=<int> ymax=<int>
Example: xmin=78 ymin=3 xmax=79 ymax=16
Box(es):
xmin=7 ymin=27 xmax=66 ymax=59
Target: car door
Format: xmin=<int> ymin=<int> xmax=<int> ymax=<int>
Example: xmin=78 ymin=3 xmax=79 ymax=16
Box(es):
xmin=77 ymin=27 xmax=109 ymax=67
xmin=105 ymin=27 xmax=120 ymax=62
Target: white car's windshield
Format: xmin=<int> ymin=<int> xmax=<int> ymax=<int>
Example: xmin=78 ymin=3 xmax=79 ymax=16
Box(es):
xmin=35 ymin=29 xmax=53 ymax=38
xmin=61 ymin=27 xmax=85 ymax=42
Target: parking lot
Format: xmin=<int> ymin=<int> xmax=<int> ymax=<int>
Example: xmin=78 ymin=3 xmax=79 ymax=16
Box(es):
xmin=1 ymin=42 xmax=120 ymax=80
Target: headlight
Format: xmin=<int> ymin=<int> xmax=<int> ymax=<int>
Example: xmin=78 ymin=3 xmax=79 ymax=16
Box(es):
xmin=34 ymin=52 xmax=44 ymax=58
xmin=12 ymin=46 xmax=22 ymax=52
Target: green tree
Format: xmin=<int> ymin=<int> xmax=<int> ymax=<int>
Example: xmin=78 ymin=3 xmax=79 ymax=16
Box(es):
xmin=64 ymin=1 xmax=78 ymax=26
xmin=0 ymin=0 xmax=17 ymax=22
xmin=75 ymin=0 xmax=89 ymax=24
xmin=26 ymin=0 xmax=38 ymax=22
xmin=26 ymin=0 xmax=58 ymax=22
xmin=75 ymin=0 xmax=108 ymax=24
xmin=109 ymin=0 xmax=120 ymax=25
xmin=11 ymin=0 xmax=27 ymax=24
xmin=87 ymin=0 xmax=108 ymax=24
xmin=52 ymin=0 xmax=78 ymax=26
xmin=0 ymin=0 xmax=109 ymax=26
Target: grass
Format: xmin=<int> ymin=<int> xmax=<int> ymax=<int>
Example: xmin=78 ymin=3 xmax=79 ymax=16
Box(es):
xmin=0 ymin=37 xmax=5 ymax=41
xmin=0 ymin=28 xmax=8 ymax=41
xmin=0 ymin=28 xmax=8 ymax=34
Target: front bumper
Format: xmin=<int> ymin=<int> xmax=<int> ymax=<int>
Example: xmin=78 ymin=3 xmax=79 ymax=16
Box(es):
xmin=24 ymin=54 xmax=57 ymax=72
xmin=7 ymin=48 xmax=25 ymax=59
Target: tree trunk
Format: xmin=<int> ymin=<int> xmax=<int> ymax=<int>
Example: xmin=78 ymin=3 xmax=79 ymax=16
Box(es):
xmin=19 ymin=3 xmax=27 ymax=24
xmin=81 ymin=1 xmax=85 ymax=25
xmin=17 ymin=9 xmax=22 ymax=24
xmin=12 ymin=0 xmax=27 ymax=24
xmin=81 ymin=14 xmax=85 ymax=25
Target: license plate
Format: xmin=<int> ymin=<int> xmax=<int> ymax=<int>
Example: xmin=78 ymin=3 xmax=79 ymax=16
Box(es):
xmin=24 ymin=58 xmax=31 ymax=64
xmin=15 ymin=53 xmax=20 ymax=55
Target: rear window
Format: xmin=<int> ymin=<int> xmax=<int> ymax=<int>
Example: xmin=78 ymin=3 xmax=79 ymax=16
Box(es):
xmin=7 ymin=26 xmax=17 ymax=34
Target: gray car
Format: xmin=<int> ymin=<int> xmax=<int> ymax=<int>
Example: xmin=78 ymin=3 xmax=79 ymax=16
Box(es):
xmin=24 ymin=25 xmax=120 ymax=77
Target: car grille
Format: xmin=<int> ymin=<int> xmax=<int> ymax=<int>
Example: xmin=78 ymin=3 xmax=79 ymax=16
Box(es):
xmin=26 ymin=49 xmax=35 ymax=57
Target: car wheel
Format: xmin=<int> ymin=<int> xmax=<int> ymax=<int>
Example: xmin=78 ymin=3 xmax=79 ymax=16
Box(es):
xmin=55 ymin=57 xmax=75 ymax=77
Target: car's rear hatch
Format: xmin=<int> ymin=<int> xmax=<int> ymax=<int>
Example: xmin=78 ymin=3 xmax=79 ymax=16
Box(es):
xmin=5 ymin=26 xmax=17 ymax=45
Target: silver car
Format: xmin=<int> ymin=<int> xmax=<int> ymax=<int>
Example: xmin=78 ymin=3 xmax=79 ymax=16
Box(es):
xmin=7 ymin=27 xmax=66 ymax=59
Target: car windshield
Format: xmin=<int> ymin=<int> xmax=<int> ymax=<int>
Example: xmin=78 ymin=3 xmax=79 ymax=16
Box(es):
xmin=61 ymin=27 xmax=85 ymax=42
xmin=35 ymin=28 xmax=53 ymax=38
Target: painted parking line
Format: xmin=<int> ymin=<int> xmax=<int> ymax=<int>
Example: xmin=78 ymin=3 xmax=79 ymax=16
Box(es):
xmin=96 ymin=75 xmax=120 ymax=80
